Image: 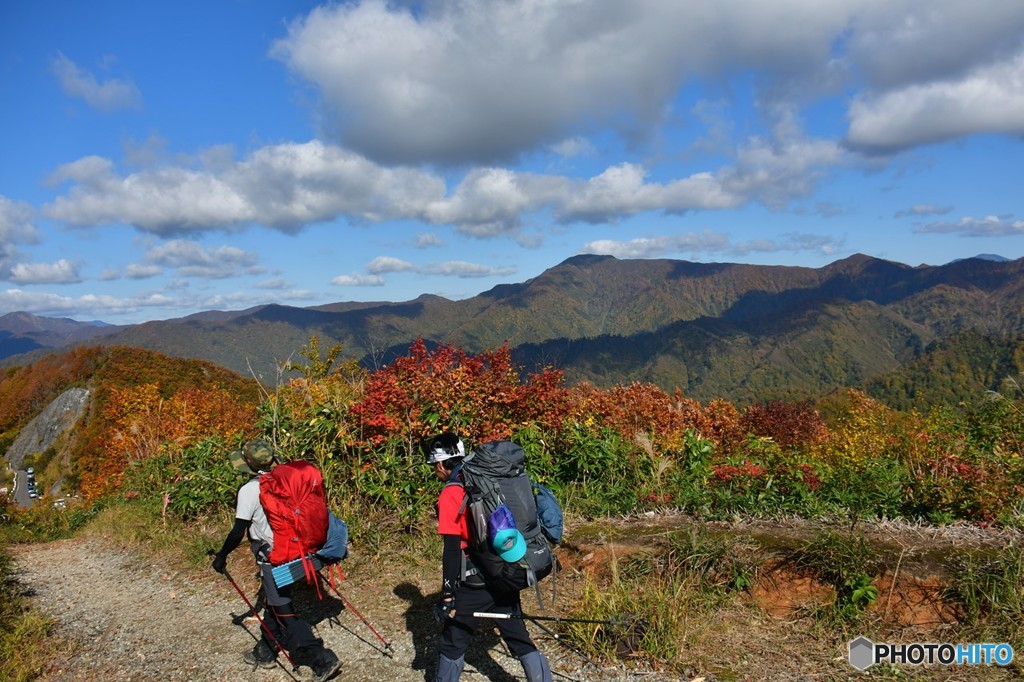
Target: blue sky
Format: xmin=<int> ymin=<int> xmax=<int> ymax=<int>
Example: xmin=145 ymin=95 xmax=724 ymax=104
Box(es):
xmin=2 ymin=0 xmax=1023 ymax=325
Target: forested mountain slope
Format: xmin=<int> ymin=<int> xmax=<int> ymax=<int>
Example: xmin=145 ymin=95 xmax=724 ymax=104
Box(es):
xmin=2 ymin=254 xmax=1022 ymax=403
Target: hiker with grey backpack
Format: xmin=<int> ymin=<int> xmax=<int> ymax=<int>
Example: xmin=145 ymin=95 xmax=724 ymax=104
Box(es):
xmin=426 ymin=432 xmax=562 ymax=682
xmin=211 ymin=439 xmax=343 ymax=681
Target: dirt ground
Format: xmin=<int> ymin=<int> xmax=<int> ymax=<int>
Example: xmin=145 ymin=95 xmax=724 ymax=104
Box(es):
xmin=9 ymin=534 xmax=678 ymax=682
xmin=9 ymin=513 xmax=1024 ymax=681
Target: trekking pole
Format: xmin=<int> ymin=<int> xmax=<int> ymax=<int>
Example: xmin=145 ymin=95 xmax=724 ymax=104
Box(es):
xmin=473 ymin=612 xmax=604 ymax=667
xmin=323 ymin=567 xmax=394 ymax=653
xmin=231 ymin=584 xmax=265 ymax=625
xmin=221 ymin=569 xmax=296 ymax=670
xmin=472 ymin=612 xmax=626 ymax=626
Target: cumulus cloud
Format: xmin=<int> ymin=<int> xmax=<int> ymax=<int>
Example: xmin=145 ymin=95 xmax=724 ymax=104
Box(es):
xmin=272 ymin=0 xmax=850 ymax=165
xmin=0 ymin=197 xmax=39 ymax=243
xmin=124 ymin=264 xmax=163 ymax=279
xmin=914 ymin=215 xmax=1024 ymax=237
xmin=43 ymin=141 xmax=446 ymax=236
xmin=0 ymin=284 xmax=319 ymax=320
xmin=144 ymin=240 xmax=260 ymax=278
xmin=366 ymin=256 xmax=417 ymax=274
xmin=51 ymin=52 xmax=142 ymax=111
xmin=0 ymin=197 xmax=40 ymax=279
xmin=9 ymin=259 xmax=82 ymax=285
xmin=44 ymin=129 xmax=845 ymax=239
xmin=0 ymin=288 xmax=140 ymax=318
xmin=846 ymin=0 xmax=1024 ymax=91
xmin=846 ymin=50 xmax=1024 ymax=153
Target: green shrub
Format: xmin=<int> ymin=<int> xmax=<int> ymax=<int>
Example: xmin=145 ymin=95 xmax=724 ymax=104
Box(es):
xmin=123 ymin=438 xmax=243 ymax=521
xmin=786 ymin=531 xmax=882 ymax=624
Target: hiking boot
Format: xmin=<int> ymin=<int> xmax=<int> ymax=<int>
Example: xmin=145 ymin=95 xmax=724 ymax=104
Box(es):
xmin=242 ymin=640 xmax=277 ymax=669
xmin=310 ymin=648 xmax=341 ymax=682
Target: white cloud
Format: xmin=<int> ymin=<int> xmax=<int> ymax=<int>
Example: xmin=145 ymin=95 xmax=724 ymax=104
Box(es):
xmin=124 ymin=264 xmax=163 ymax=279
xmin=343 ymin=256 xmax=517 ymax=284
xmin=582 ymin=230 xmax=843 ymax=259
xmin=268 ymin=1 xmax=1024 ymax=164
xmin=915 ymin=215 xmax=1024 ymax=237
xmin=0 ymin=288 xmax=138 ymax=317
xmin=332 ymin=273 xmax=386 ymax=286
xmin=423 ymin=261 xmax=517 ymax=278
xmin=43 ymin=141 xmax=446 ymax=235
xmin=366 ymin=256 xmax=416 ymax=274
xmin=847 ymin=0 xmax=1024 ymax=91
xmin=272 ymin=0 xmax=850 ymax=165
xmin=144 ymin=240 xmax=260 ymax=278
xmin=416 ymin=232 xmax=442 ymax=248
xmin=847 ymin=50 xmax=1024 ymax=153
xmin=0 ymin=197 xmax=40 ymax=279
xmin=9 ymin=259 xmax=82 ymax=284
xmin=43 ymin=132 xmax=850 ymax=240
xmin=51 ymin=52 xmax=142 ymax=111
xmin=0 ymin=197 xmax=39 ymax=243
xmin=583 ymin=233 xmax=731 ymax=259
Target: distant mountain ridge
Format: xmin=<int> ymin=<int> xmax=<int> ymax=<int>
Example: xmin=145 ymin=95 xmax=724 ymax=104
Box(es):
xmin=2 ymin=253 xmax=1022 ymax=404
xmin=0 ymin=311 xmax=120 ymax=360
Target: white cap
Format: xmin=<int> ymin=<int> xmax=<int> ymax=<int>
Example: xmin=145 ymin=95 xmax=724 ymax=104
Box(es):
xmin=427 ymin=434 xmax=465 ymax=464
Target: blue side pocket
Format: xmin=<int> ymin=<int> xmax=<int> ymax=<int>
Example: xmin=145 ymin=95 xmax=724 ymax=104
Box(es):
xmin=317 ymin=511 xmax=349 ymax=563
xmin=533 ymin=483 xmax=563 ymax=544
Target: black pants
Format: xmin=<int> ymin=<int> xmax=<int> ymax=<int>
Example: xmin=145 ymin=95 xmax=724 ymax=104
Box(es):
xmin=439 ymin=584 xmax=538 ymax=660
xmin=252 ymin=543 xmax=325 ymax=664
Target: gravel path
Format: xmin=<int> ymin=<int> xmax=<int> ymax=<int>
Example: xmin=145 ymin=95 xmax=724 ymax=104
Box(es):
xmin=11 ymin=537 xmax=676 ymax=682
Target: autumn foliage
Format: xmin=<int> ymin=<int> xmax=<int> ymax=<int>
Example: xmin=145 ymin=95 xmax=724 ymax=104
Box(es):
xmin=4 ymin=338 xmax=1024 ymax=527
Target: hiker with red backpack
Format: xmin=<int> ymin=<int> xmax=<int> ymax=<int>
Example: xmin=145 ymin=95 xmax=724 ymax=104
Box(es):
xmin=211 ymin=439 xmax=342 ymax=681
xmin=427 ymin=432 xmax=554 ymax=682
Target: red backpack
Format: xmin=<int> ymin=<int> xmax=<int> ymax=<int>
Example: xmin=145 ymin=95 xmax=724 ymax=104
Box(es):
xmin=259 ymin=461 xmax=329 ymax=566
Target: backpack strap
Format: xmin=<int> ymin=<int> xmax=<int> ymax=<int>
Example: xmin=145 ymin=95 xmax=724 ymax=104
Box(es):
xmin=527 ymin=566 xmax=544 ymax=609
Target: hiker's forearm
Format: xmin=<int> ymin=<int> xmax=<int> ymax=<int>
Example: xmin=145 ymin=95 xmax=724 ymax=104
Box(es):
xmin=441 ymin=534 xmax=462 ymax=595
xmin=217 ymin=518 xmax=249 ymax=557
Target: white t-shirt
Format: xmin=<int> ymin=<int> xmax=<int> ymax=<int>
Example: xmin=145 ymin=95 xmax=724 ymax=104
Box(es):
xmin=236 ymin=476 xmax=274 ymax=549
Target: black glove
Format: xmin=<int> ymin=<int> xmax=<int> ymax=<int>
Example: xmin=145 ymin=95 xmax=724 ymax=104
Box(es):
xmin=433 ymin=596 xmax=455 ymax=624
xmin=212 ymin=552 xmax=227 ymax=574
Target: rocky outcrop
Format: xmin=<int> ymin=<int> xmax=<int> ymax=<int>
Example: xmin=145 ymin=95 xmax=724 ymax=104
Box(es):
xmin=3 ymin=387 xmax=89 ymax=470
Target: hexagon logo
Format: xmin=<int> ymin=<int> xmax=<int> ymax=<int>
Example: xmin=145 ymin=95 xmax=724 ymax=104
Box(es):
xmin=848 ymin=636 xmax=875 ymax=671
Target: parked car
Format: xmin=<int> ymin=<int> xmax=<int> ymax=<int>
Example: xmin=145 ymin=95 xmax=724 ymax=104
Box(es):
xmin=26 ymin=467 xmax=34 ymax=475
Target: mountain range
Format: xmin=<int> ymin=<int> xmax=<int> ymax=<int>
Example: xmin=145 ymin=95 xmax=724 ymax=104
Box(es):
xmin=2 ymin=253 xmax=1023 ymax=406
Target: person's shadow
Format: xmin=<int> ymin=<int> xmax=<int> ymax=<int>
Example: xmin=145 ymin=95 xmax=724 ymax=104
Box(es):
xmin=292 ymin=573 xmax=347 ymax=629
xmin=393 ymin=582 xmax=520 ymax=682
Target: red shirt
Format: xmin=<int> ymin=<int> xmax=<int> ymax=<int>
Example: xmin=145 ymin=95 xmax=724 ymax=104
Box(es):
xmin=436 ymin=483 xmax=470 ymax=547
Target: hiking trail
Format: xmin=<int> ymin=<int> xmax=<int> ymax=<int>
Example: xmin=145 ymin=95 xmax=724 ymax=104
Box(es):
xmin=10 ymin=535 xmax=669 ymax=682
